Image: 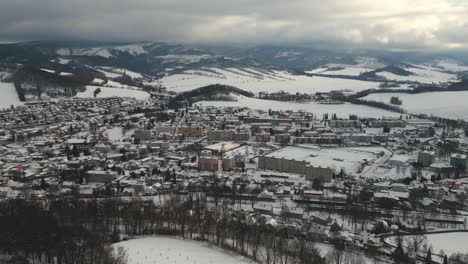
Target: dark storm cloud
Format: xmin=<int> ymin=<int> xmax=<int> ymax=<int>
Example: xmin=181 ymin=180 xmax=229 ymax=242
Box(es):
xmin=1 ymin=0 xmax=468 ymax=49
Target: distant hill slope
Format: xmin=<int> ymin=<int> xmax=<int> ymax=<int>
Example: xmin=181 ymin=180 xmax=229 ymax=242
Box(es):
xmin=0 ymin=40 xmax=467 ymax=102
xmin=11 ymin=65 xmax=104 ymax=101
xmin=376 ymin=65 xmax=413 ymax=76
xmin=359 ymin=65 xmax=413 ymax=79
xmin=0 ymin=41 xmax=270 ymax=77
xmin=446 ymin=78 xmax=468 ymax=91
xmin=0 ymin=43 xmax=54 ymax=64
xmin=3 ymin=40 xmax=464 ymax=80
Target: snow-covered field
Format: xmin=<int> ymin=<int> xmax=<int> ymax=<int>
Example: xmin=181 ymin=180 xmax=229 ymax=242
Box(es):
xmin=196 ymin=94 xmax=398 ymax=119
xmin=307 ymin=57 xmax=384 ymax=76
xmin=376 ymin=65 xmax=457 ymax=83
xmin=39 ymin=68 xmax=71 ymax=76
xmin=387 ymin=232 xmax=468 ymax=256
xmin=97 ymin=69 xmax=124 ymax=78
xmin=105 ymin=80 xmax=140 ymax=89
xmin=57 ymin=58 xmax=70 ymax=64
xmin=308 ymin=59 xmax=462 ymax=84
xmin=159 ymin=68 xmax=381 ymax=94
xmin=316 ymin=66 xmax=372 ymax=76
xmin=76 ymin=85 xmax=150 ymax=100
xmin=308 ymin=67 xmax=329 ymax=74
xmin=40 ymin=68 xmax=55 ymax=74
xmin=99 ymin=67 xmax=143 ymax=79
xmin=430 ymin=59 xmax=468 ymax=72
xmin=113 ymin=237 xmax=255 ymax=264
xmin=307 ymin=62 xmax=376 ymax=76
xmin=423 ymin=233 xmax=468 ymax=255
xmin=0 ymin=82 xmax=23 ymax=109
xmin=362 ymin=91 xmax=468 ymax=120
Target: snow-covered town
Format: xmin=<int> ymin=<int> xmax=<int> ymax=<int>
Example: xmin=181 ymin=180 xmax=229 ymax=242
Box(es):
xmin=3 ymin=3 xmax=468 ymax=262
xmin=1 ymin=84 xmax=468 ymax=263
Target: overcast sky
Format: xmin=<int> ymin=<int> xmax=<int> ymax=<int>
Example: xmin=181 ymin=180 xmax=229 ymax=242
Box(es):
xmin=1 ymin=0 xmax=468 ymax=50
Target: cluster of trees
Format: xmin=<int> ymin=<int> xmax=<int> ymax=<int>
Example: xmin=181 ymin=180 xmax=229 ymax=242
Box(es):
xmin=0 ymin=199 xmax=127 ymax=264
xmin=391 ymin=234 xmax=467 ymax=264
xmin=12 ymin=66 xmax=97 ymax=101
xmin=0 ymin=194 xmax=328 ymax=264
xmin=93 ymin=87 xmax=102 ymax=98
xmin=258 ymin=91 xmax=313 ymax=102
xmin=322 ymin=113 xmax=339 ymax=120
xmin=113 ymin=74 xmax=143 ymax=88
xmin=325 ymin=240 xmax=366 ymax=264
xmin=167 ymin=84 xmax=254 ymax=109
xmin=344 ymin=79 xmax=467 ymax=103
xmin=379 ymin=82 xmax=400 ymax=88
xmin=393 ymin=235 xmax=432 ymax=263
xmin=390 ymin=96 xmax=403 ymax=105
xmin=350 ymin=99 xmax=405 ymax=113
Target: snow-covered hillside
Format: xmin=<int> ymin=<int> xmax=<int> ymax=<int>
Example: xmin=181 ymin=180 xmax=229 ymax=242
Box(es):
xmin=308 ymin=57 xmax=464 ymax=84
xmin=113 ymin=237 xmax=255 ymax=264
xmin=429 ymin=59 xmax=468 ymax=72
xmin=5 ymin=41 xmax=468 ymax=104
xmin=376 ymin=64 xmax=457 ymax=83
xmin=311 ymin=66 xmax=372 ymax=76
xmin=56 ymin=42 xmax=154 ymax=58
xmin=97 ymin=67 xmax=144 ymax=79
xmin=55 ymin=42 xmax=215 ymax=65
xmin=307 ymin=57 xmax=383 ymax=76
xmin=158 ymin=67 xmax=381 ymax=94
xmin=76 ymin=85 xmax=150 ymax=100
xmin=0 ymin=82 xmax=24 ymax=109
xmin=57 ymin=47 xmax=113 ymax=58
xmin=156 ymin=54 xmax=215 ymax=64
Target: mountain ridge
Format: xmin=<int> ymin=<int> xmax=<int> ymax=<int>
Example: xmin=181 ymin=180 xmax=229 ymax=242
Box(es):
xmin=1 ymin=40 xmax=468 ymax=102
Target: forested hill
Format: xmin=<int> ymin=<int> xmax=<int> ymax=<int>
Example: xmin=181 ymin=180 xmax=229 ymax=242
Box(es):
xmin=446 ymin=78 xmax=468 ymax=91
xmin=167 ymin=84 xmax=254 ymax=109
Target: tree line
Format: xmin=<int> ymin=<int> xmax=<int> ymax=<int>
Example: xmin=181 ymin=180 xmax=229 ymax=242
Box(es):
xmin=0 ymin=193 xmax=329 ymax=264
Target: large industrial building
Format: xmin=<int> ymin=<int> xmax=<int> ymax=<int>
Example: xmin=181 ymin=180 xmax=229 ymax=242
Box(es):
xmin=258 ymin=155 xmax=333 ymax=182
xmin=258 ymin=146 xmax=387 ymax=182
xmin=417 ymin=151 xmax=436 ymax=167
xmin=207 ymin=130 xmax=250 ymax=142
xmin=258 ymin=146 xmax=336 ymax=182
